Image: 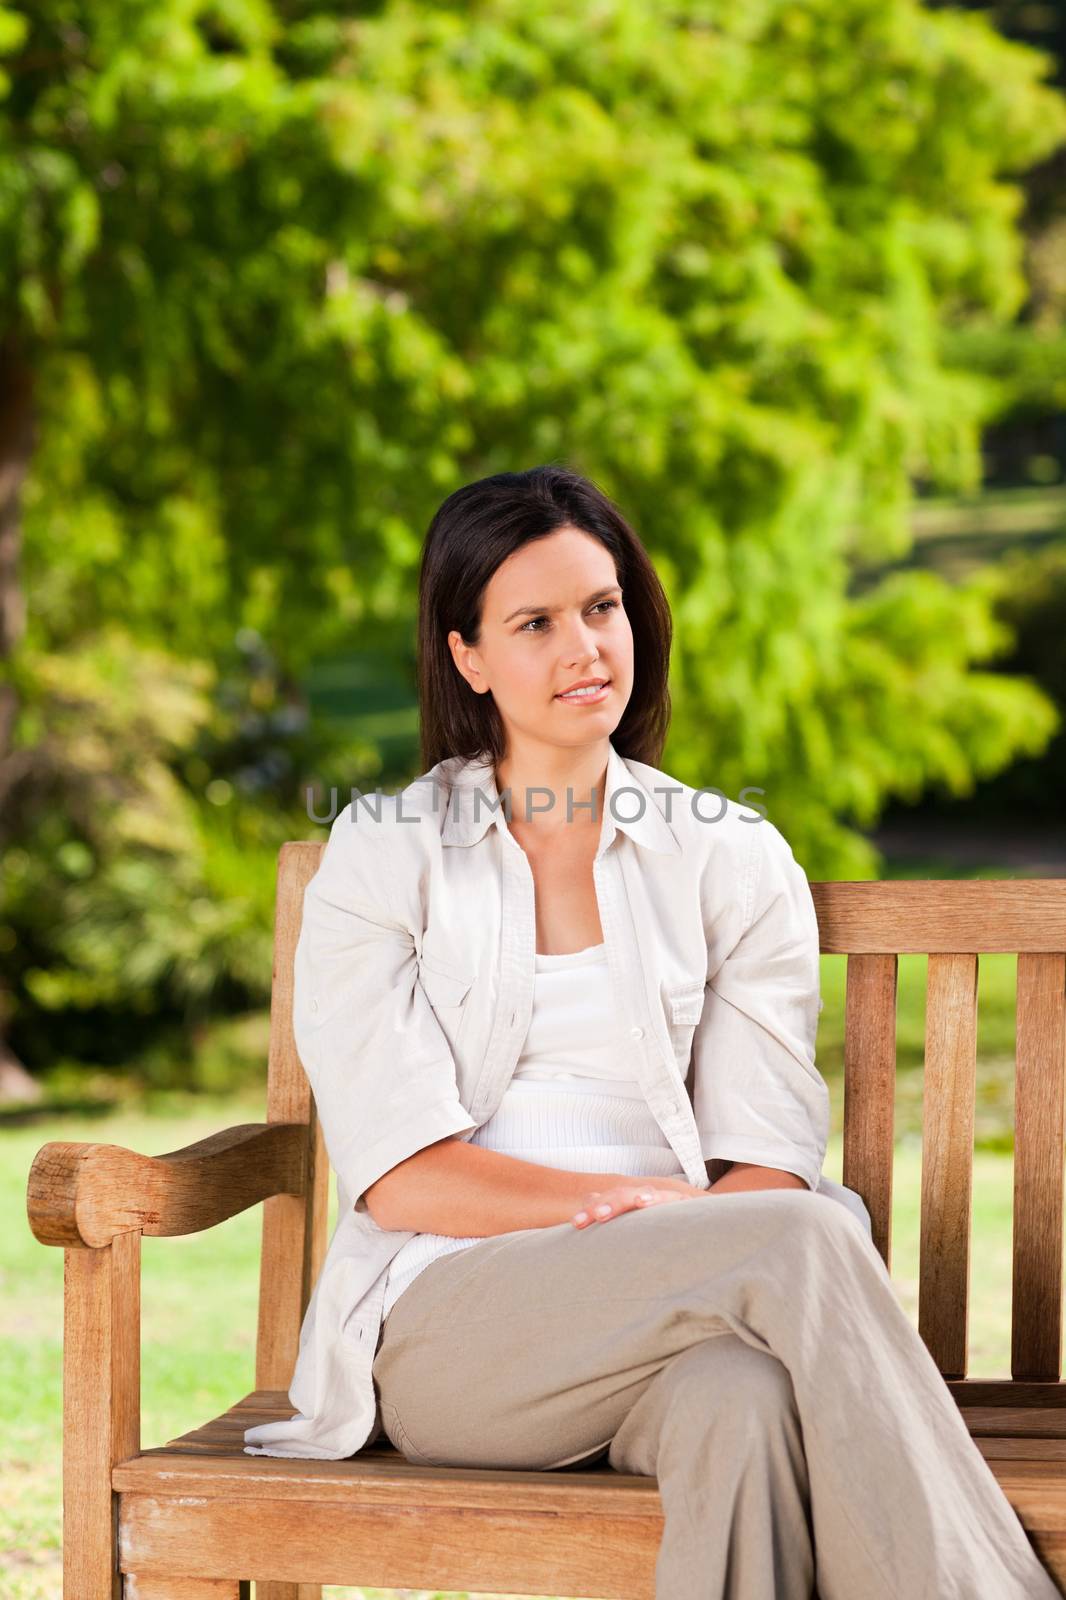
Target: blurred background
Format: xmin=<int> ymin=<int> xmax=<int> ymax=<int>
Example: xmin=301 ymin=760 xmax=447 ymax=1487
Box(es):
xmin=3 ymin=2 xmax=1066 ymax=1596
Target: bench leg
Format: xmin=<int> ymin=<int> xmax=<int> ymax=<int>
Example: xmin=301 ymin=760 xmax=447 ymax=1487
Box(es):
xmin=64 ymin=1232 xmax=141 ymax=1600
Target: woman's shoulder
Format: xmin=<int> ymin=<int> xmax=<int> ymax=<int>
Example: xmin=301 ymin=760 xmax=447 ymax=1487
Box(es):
xmin=624 ymin=754 xmax=811 ymax=940
xmin=312 ymin=757 xmax=457 ymax=879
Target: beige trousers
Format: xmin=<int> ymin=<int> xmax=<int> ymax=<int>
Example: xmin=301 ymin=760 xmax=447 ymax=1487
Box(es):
xmin=371 ymin=1189 xmax=1061 ymax=1600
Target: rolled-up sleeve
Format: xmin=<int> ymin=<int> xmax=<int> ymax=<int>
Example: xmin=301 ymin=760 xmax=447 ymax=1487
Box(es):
xmin=292 ymin=807 xmax=477 ymax=1213
xmin=692 ymin=819 xmax=829 ymax=1192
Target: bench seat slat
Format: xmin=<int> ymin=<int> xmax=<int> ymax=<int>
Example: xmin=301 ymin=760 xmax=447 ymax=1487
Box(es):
xmin=114 ymin=1438 xmax=1066 ymax=1511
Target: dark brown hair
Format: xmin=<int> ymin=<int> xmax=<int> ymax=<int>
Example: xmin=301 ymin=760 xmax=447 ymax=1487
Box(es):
xmin=417 ymin=464 xmax=673 ymax=772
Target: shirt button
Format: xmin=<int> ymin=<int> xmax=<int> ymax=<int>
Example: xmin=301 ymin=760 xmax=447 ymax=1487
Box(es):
xmin=310 ymin=998 xmax=319 ymax=1013
xmin=630 ymin=1025 xmax=644 ymax=1040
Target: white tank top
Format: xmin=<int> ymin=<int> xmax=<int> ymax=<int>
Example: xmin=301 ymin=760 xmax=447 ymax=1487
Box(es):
xmin=380 ymin=942 xmax=687 ymax=1319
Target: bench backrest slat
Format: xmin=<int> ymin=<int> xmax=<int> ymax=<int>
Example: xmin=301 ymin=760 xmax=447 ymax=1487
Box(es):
xmin=920 ymin=953 xmax=978 ymax=1379
xmin=1013 ymin=951 xmax=1066 ymax=1380
xmin=841 ymin=952 xmax=898 ymax=1267
xmin=256 ymin=842 xmax=331 ymax=1391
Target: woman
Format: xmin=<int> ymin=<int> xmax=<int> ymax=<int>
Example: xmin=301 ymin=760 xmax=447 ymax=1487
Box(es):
xmin=246 ymin=465 xmax=1059 ymax=1599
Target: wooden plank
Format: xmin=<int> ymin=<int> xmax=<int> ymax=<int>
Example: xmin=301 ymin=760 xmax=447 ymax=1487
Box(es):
xmin=116 ymin=1405 xmax=1066 ymax=1497
xmin=920 ymin=953 xmax=978 ymax=1379
xmin=114 ymin=1448 xmax=663 ymax=1513
xmin=256 ymin=843 xmax=330 ymax=1396
xmin=118 ymin=1494 xmax=661 ymax=1599
xmin=124 ymin=1580 xmax=241 ymax=1598
xmin=974 ymin=1458 xmax=1066 ymax=1531
xmin=1013 ymin=952 xmax=1066 ymax=1379
xmin=973 ymin=1438 xmax=1066 ymax=1462
xmin=841 ymin=954 xmax=897 ymax=1269
xmin=808 ymin=879 xmax=1066 ymax=954
xmin=29 ymin=1124 xmax=306 ymax=1249
xmin=255 ymin=843 xmax=332 ymax=1600
xmin=961 ymin=1406 xmax=1066 ymax=1438
xmin=65 ymin=1231 xmax=140 ymax=1600
xmin=945 ymin=1379 xmax=1066 ymax=1408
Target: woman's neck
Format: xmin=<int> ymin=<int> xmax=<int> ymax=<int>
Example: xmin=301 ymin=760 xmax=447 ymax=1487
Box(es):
xmin=494 ymin=744 xmax=609 ymax=831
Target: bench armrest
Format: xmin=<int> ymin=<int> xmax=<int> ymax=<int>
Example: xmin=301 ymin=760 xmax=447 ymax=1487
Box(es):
xmin=26 ymin=1121 xmax=308 ymax=1248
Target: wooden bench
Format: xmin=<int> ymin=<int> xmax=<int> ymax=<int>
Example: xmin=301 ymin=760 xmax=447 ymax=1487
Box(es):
xmin=26 ymin=844 xmax=1066 ymax=1598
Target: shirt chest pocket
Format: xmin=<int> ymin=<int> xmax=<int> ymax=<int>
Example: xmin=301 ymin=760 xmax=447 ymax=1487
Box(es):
xmin=664 ymin=978 xmax=706 ymax=1067
xmin=418 ymin=955 xmax=475 ymax=1045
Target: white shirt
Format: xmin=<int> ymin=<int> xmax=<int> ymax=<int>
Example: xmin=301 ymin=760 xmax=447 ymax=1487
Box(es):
xmin=380 ymin=940 xmax=688 ymax=1317
xmin=244 ymin=737 xmax=865 ymax=1461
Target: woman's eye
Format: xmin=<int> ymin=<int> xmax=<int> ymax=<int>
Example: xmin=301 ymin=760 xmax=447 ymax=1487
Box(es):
xmin=519 ymin=599 xmax=619 ymax=634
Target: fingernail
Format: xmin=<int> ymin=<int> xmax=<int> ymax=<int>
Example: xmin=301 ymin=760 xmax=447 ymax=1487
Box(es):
xmin=574 ymin=1211 xmax=587 ymax=1223
xmin=594 ymin=1203 xmax=611 ymax=1216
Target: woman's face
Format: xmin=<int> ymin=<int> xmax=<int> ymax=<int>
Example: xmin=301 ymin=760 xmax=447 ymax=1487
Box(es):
xmin=448 ymin=525 xmax=634 ymax=753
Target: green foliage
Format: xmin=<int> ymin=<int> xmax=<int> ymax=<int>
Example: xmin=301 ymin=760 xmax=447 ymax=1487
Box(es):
xmin=954 ymin=541 xmax=1066 ymax=814
xmin=943 ymin=324 xmax=1066 ymax=422
xmin=0 ymin=624 xmax=356 ymax=1083
xmin=1 ymin=0 xmax=1065 ymax=1073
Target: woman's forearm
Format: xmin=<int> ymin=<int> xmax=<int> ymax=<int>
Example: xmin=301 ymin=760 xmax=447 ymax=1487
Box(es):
xmin=366 ymin=1141 xmax=809 ymax=1236
xmin=364 ymin=1135 xmax=637 ymax=1236
xmin=708 ymin=1161 xmax=809 ymax=1194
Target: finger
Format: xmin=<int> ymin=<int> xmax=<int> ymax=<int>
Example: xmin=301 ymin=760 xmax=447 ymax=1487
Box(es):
xmin=572 ymin=1191 xmax=623 ymax=1226
xmin=601 ymin=1189 xmax=663 ymax=1221
xmin=573 ymin=1190 xmax=656 ymax=1227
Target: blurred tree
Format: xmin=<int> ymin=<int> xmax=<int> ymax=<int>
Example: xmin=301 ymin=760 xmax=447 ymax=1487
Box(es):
xmin=928 ymin=0 xmax=1066 ymax=488
xmin=0 ymin=0 xmax=1065 ymax=1088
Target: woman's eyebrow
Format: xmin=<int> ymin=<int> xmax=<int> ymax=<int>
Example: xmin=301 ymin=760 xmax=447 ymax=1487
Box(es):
xmin=502 ymin=586 xmax=621 ymax=624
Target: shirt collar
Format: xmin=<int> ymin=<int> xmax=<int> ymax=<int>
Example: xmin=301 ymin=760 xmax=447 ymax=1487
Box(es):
xmin=439 ymin=737 xmax=682 ymax=857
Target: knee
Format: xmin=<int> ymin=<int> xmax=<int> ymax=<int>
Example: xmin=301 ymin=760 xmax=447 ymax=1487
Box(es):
xmin=775 ymin=1185 xmax=871 ymax=1244
xmin=663 ymin=1335 xmax=797 ymax=1436
xmin=754 ymin=1187 xmax=880 ymax=1280
xmin=610 ymin=1335 xmax=800 ymax=1479
xmin=816 ymin=1175 xmax=874 ymax=1238
xmin=715 ymin=1336 xmax=795 ymax=1422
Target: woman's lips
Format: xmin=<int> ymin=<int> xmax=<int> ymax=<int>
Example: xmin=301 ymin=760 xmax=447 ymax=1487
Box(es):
xmin=555 ymin=681 xmax=612 ymax=704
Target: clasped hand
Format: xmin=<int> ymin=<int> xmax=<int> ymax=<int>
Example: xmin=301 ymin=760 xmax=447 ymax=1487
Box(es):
xmin=570 ymin=1166 xmax=808 ymax=1226
xmin=570 ymin=1174 xmax=706 ymax=1228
